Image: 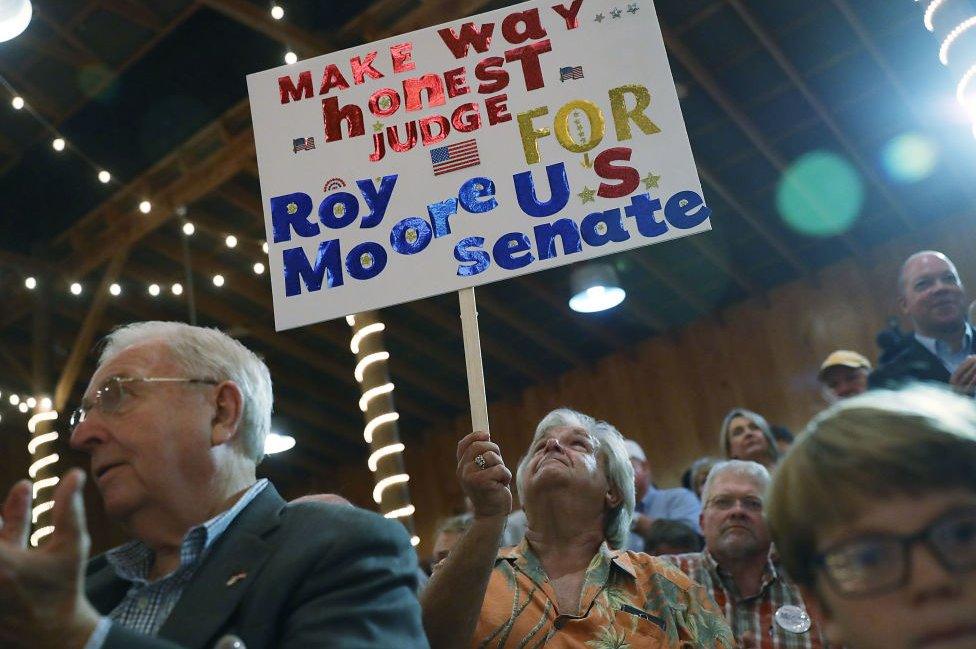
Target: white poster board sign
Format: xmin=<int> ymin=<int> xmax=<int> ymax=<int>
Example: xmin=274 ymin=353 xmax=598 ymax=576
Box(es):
xmin=247 ymin=0 xmax=710 ymax=331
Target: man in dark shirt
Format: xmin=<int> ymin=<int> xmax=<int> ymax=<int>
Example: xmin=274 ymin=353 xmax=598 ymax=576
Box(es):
xmin=870 ymin=250 xmax=976 ymax=392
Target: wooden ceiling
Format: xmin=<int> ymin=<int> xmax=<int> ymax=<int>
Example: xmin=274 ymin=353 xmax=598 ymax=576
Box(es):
xmin=1 ymin=0 xmax=974 ymax=474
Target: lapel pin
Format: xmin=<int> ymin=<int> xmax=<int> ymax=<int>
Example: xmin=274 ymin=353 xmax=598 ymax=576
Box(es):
xmin=225 ymin=571 xmax=248 ymax=587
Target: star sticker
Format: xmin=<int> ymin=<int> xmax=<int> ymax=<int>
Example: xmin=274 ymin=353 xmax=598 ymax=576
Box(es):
xmin=372 ymin=120 xmax=384 ymax=133
xmin=610 ymin=7 xmax=622 ymax=18
xmin=286 ymin=202 xmax=298 ymax=215
xmin=594 ymin=12 xmax=605 ymax=22
xmin=641 ymin=172 xmax=661 ymax=189
xmin=627 ymin=3 xmax=639 ymax=14
xmin=578 ymin=186 xmax=596 ymax=204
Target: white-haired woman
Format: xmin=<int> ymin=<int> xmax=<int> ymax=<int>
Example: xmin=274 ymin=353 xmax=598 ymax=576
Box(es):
xmin=421 ymin=408 xmax=734 ymax=649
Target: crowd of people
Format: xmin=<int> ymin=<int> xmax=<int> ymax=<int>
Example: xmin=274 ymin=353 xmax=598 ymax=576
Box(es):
xmin=0 ymin=248 xmax=973 ymax=648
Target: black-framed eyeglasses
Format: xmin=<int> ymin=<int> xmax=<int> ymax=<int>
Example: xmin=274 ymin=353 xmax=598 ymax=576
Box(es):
xmin=814 ymin=506 xmax=976 ymax=598
xmin=69 ymin=376 xmax=218 ymax=430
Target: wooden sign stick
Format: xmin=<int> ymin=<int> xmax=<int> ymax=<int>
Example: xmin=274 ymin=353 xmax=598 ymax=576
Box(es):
xmin=458 ymin=287 xmax=490 ymax=434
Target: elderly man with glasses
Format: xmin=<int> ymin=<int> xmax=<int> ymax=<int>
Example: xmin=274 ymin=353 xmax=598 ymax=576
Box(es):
xmin=767 ymin=385 xmax=976 ymax=649
xmin=0 ymin=321 xmax=429 ymax=649
xmin=662 ymin=460 xmax=829 ymax=648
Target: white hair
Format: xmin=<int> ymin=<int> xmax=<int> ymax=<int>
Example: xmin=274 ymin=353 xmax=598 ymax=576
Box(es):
xmin=515 ymin=408 xmax=635 ymax=549
xmin=701 ymin=459 xmax=771 ymax=504
xmin=99 ymin=321 xmax=273 ymax=462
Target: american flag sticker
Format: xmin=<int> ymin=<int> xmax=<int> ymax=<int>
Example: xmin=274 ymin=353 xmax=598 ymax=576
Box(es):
xmin=430 ymin=139 xmax=480 ymax=176
xmin=292 ymin=137 xmax=315 ymax=153
xmin=559 ymin=65 xmax=584 ymax=81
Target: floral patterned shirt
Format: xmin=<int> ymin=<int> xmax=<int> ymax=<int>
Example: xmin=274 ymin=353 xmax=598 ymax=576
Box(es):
xmin=472 ymin=540 xmax=735 ymax=648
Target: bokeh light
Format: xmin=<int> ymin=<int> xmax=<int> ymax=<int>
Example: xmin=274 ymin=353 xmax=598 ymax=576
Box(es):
xmin=880 ymin=132 xmax=939 ymax=183
xmin=776 ymin=151 xmax=865 ymax=237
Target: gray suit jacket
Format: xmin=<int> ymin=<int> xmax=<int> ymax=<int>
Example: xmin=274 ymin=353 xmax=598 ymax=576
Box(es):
xmin=85 ymin=484 xmax=429 ymax=648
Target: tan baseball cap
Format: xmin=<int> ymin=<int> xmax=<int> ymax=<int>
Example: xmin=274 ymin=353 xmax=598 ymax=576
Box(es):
xmin=818 ymin=350 xmax=872 ymax=380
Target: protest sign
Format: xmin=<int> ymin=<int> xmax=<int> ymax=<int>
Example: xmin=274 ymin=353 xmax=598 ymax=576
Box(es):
xmin=247 ymin=0 xmax=710 ymax=332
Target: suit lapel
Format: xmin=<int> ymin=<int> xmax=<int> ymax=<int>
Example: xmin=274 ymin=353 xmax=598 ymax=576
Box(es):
xmin=156 ymin=485 xmax=285 ymax=648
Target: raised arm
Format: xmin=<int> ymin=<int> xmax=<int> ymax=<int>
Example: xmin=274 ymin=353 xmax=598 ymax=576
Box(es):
xmin=420 ymin=431 xmax=512 ymax=649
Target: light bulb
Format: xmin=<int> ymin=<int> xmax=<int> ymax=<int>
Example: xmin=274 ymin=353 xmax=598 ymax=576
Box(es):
xmin=171 ymin=283 xmax=183 ymax=296
xmin=98 ymin=170 xmax=111 ymax=183
xmin=212 ymin=274 xmax=225 ymax=287
xmin=148 ymin=283 xmax=160 ymax=297
xmin=52 ymin=137 xmax=65 ymax=151
xmin=182 ymin=222 xmax=195 ymax=235
xmin=225 ymin=234 xmax=238 ymax=248
xmin=109 ymin=283 xmax=121 ymax=296
xmin=24 ymin=276 xmax=36 ymax=289
xmin=270 ymin=5 xmax=284 ymax=19
xmin=253 ymin=262 xmax=265 ymax=275
xmin=284 ymin=51 xmax=297 ymax=65
xmin=70 ymin=282 xmax=82 ymax=295
xmin=11 ymin=96 xmax=23 ymax=110
xmin=139 ymin=200 xmax=151 ymax=214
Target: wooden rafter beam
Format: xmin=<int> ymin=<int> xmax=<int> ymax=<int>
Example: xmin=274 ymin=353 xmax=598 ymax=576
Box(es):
xmin=0 ymin=342 xmax=32 ymax=386
xmin=660 ymin=23 xmax=866 ymax=262
xmin=0 ymin=3 xmax=201 ymax=176
xmin=198 ymin=0 xmax=335 ymax=57
xmin=97 ymin=0 xmax=165 ymax=32
xmin=35 ymin=6 xmax=105 ymax=66
xmin=54 ymin=246 xmax=130 ymax=411
xmin=476 ymin=290 xmax=587 ymax=368
xmin=724 ymin=0 xmax=914 ymax=231
xmin=17 ymin=29 xmax=98 ymax=67
xmin=410 ymin=301 xmax=551 ymax=384
xmin=631 ymin=252 xmax=710 ymax=315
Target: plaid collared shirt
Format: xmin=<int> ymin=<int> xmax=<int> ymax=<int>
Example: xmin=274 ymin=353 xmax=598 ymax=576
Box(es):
xmin=665 ymin=551 xmax=829 ymax=649
xmin=102 ymin=479 xmax=269 ymax=637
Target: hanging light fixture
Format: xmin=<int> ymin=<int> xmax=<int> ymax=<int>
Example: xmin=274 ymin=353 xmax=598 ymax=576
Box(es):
xmin=568 ymin=263 xmax=626 ymax=313
xmin=0 ymin=0 xmax=32 ymax=43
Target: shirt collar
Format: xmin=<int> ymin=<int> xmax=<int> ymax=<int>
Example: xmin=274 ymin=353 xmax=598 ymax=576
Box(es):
xmin=915 ymin=322 xmax=973 ymax=357
xmin=499 ymin=538 xmax=638 ymax=581
xmin=703 ymin=548 xmax=779 ymax=600
xmin=107 ymin=479 xmax=269 ymax=583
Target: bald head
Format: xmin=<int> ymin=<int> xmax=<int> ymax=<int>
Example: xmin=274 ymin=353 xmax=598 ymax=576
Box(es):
xmin=897 ymin=251 xmax=967 ymax=337
xmin=898 ymin=251 xmax=960 ymax=297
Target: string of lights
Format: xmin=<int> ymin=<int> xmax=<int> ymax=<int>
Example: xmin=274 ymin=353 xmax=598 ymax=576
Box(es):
xmin=0 ymin=1 xmax=307 ymax=548
xmin=16 ymin=226 xmax=269 ymax=300
xmin=26 ymin=409 xmax=59 ymax=547
xmin=1 ymin=2 xmax=302 ymax=301
xmin=919 ymin=0 xmax=976 ymax=138
xmin=347 ymin=313 xmax=420 ymax=547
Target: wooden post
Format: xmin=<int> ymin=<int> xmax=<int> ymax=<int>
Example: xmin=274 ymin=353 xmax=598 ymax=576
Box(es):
xmin=458 ymin=288 xmax=489 ymax=434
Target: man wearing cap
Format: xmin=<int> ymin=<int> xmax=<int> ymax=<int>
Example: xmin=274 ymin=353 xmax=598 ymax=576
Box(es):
xmin=625 ymin=439 xmax=701 ymax=552
xmin=818 ymin=350 xmax=871 ymax=403
xmin=870 ymin=250 xmax=976 ymax=392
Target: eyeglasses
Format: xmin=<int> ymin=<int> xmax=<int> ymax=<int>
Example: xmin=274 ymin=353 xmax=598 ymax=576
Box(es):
xmin=69 ymin=376 xmax=218 ymax=430
xmin=706 ymin=495 xmax=764 ymax=513
xmin=815 ymin=506 xmax=976 ymax=598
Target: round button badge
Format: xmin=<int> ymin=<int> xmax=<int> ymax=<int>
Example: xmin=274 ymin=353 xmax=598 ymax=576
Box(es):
xmin=774 ymin=605 xmax=812 ymax=634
